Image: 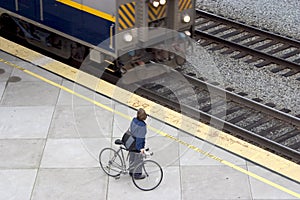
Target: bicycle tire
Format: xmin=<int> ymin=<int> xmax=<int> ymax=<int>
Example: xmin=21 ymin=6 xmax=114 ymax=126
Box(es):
xmin=132 ymin=160 xmax=163 ymax=191
xmin=99 ymin=148 xmax=123 ymax=177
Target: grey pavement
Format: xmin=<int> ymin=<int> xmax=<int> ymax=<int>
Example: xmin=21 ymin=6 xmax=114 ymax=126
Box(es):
xmin=0 ymin=51 xmax=299 ymax=200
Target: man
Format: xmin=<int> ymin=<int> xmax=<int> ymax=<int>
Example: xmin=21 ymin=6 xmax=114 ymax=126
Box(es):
xmin=129 ymin=108 xmax=147 ymax=179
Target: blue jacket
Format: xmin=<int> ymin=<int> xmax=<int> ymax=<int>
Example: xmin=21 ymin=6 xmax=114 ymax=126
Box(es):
xmin=130 ymin=118 xmax=147 ymax=151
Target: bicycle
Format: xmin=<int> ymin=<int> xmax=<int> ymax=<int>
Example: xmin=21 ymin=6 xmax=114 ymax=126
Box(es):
xmin=99 ymin=139 xmax=163 ymax=191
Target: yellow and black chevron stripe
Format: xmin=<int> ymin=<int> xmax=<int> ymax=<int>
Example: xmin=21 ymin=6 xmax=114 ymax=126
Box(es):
xmin=148 ymin=4 xmax=166 ymax=21
xmin=118 ymin=2 xmax=136 ymax=31
xmin=179 ymin=0 xmax=192 ymax=11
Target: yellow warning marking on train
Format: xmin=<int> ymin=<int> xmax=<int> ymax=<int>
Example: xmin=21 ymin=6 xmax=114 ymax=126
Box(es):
xmin=56 ymin=0 xmax=115 ymax=22
xmin=148 ymin=11 xmax=156 ymax=22
xmin=1 ymin=57 xmax=300 ymax=198
xmin=148 ymin=4 xmax=166 ymax=21
xmin=127 ymin=3 xmax=135 ymax=15
xmin=118 ymin=2 xmax=135 ymax=30
xmin=118 ymin=19 xmax=127 ymax=31
xmin=119 ymin=10 xmax=133 ymax=28
xmin=121 ymin=3 xmax=135 ymax=23
xmin=179 ymin=0 xmax=192 ymax=11
xmin=1 ymin=37 xmax=300 ymax=198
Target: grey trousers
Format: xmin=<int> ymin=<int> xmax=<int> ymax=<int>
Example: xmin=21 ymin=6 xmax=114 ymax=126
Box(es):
xmin=129 ymin=152 xmax=143 ymax=174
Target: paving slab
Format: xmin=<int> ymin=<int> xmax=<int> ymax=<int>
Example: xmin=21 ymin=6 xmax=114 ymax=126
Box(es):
xmin=181 ymin=165 xmax=252 ymax=200
xmin=0 ymin=139 xmax=45 ymax=168
xmin=0 ymin=61 xmax=13 ymax=82
xmin=81 ymin=137 xmax=115 ymax=163
xmin=0 ymin=169 xmax=37 ymax=200
xmin=48 ymin=105 xmax=77 ymax=138
xmin=11 ymin=61 xmax=63 ymax=83
xmin=57 ymin=79 xmax=114 ymax=106
xmin=1 ymin=81 xmax=60 ymax=106
xmin=0 ymin=106 xmax=54 ymax=139
xmin=0 ymin=82 xmax=5 ymax=101
xmin=72 ymin=105 xmax=114 ymax=138
xmin=0 ymin=50 xmax=299 ymax=200
xmin=40 ymin=138 xmax=109 ymax=168
xmin=48 ymin=105 xmax=113 ymax=138
xmin=107 ymin=166 xmax=181 ymax=200
xmin=179 ymin=136 xmax=246 ymax=166
xmin=248 ymin=165 xmax=300 ymax=200
xmin=146 ymin=135 xmax=180 ymax=167
xmin=31 ymin=168 xmax=107 ymax=200
xmin=0 ymin=51 xmax=20 ymax=62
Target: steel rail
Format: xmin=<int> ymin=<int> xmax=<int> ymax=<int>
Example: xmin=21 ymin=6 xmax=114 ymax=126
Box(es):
xmin=135 ymin=82 xmax=300 ymax=163
xmin=195 ymin=9 xmax=300 ymax=73
xmin=185 ymin=74 xmax=300 ymax=127
xmin=133 ymin=72 xmax=300 ymax=163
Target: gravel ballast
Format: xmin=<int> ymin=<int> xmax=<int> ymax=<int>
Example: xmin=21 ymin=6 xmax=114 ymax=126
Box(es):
xmin=197 ymin=0 xmax=300 ymax=40
xmin=188 ymin=0 xmax=300 ymax=116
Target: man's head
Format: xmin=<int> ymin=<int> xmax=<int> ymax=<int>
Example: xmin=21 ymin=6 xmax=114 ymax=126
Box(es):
xmin=137 ymin=108 xmax=147 ymax=121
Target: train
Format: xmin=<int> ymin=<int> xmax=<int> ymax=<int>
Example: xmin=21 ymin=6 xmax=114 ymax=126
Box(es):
xmin=0 ymin=0 xmax=195 ymax=75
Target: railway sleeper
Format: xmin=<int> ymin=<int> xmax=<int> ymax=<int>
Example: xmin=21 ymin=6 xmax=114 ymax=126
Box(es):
xmin=258 ymin=123 xmax=285 ymax=137
xmin=220 ymin=30 xmax=242 ymax=39
xmin=243 ymin=117 xmax=270 ymax=130
xmin=282 ymin=70 xmax=299 ymax=77
xmin=254 ymin=60 xmax=272 ymax=68
xmin=223 ymin=106 xmax=241 ymax=116
xmin=227 ymin=111 xmax=252 ymax=124
xmin=254 ymin=40 xmax=279 ymax=51
xmin=274 ymin=129 xmax=300 ymax=143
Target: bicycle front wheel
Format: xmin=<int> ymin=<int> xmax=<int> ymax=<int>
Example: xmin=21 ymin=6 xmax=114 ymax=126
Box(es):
xmin=99 ymin=148 xmax=123 ymax=177
xmin=132 ymin=160 xmax=163 ymax=191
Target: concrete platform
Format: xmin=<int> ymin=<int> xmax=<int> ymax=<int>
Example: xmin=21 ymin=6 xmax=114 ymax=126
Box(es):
xmin=0 ymin=50 xmax=299 ymax=200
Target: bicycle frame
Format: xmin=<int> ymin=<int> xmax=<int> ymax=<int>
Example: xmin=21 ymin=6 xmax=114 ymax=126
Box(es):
xmin=115 ymin=147 xmax=150 ymax=175
xmin=115 ymin=147 xmax=130 ymax=175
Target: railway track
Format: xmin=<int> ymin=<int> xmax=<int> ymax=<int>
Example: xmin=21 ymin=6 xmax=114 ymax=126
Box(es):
xmin=130 ymin=71 xmax=300 ymax=163
xmin=194 ymin=9 xmax=300 ymax=80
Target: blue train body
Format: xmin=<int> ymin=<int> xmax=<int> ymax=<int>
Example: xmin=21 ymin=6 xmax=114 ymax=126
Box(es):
xmin=1 ymin=0 xmax=113 ymax=48
xmin=1 ymin=0 xmax=195 ymax=72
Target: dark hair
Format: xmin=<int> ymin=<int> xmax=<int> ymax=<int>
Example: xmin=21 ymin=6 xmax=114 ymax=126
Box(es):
xmin=137 ymin=108 xmax=147 ymax=121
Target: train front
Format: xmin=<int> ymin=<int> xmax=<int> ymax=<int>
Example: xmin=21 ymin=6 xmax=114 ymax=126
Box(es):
xmin=115 ymin=0 xmax=195 ymax=72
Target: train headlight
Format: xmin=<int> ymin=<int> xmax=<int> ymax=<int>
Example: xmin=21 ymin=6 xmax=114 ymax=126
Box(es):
xmin=159 ymin=0 xmax=167 ymax=5
xmin=152 ymin=0 xmax=160 ymax=7
xmin=184 ymin=31 xmax=191 ymax=37
xmin=152 ymin=1 xmax=159 ymax=8
xmin=123 ymin=33 xmax=133 ymax=42
xmin=182 ymin=14 xmax=191 ymax=23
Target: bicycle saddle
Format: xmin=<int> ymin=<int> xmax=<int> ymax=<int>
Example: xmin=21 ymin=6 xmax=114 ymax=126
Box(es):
xmin=115 ymin=139 xmax=123 ymax=145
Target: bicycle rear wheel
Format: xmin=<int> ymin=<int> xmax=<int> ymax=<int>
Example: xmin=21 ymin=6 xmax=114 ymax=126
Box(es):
xmin=132 ymin=160 xmax=163 ymax=191
xmin=99 ymin=148 xmax=123 ymax=177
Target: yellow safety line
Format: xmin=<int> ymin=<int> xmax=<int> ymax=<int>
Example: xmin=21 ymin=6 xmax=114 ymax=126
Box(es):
xmin=1 ymin=57 xmax=300 ymax=199
xmin=56 ymin=0 xmax=115 ymax=22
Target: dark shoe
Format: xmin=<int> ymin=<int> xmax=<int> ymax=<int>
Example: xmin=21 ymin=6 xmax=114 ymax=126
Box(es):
xmin=133 ymin=174 xmax=146 ymax=180
xmin=129 ymin=172 xmax=133 ymax=177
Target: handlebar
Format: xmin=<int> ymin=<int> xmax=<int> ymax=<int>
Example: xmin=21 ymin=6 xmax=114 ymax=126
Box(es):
xmin=143 ymin=148 xmax=153 ymax=157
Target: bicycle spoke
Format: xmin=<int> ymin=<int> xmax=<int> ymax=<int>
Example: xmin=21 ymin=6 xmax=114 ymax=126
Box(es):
xmin=110 ymin=159 xmax=123 ymax=168
xmin=99 ymin=148 xmax=123 ymax=177
xmin=132 ymin=160 xmax=163 ymax=191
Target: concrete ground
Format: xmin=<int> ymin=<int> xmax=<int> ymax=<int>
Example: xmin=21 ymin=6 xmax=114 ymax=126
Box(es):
xmin=0 ymin=51 xmax=299 ymax=200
